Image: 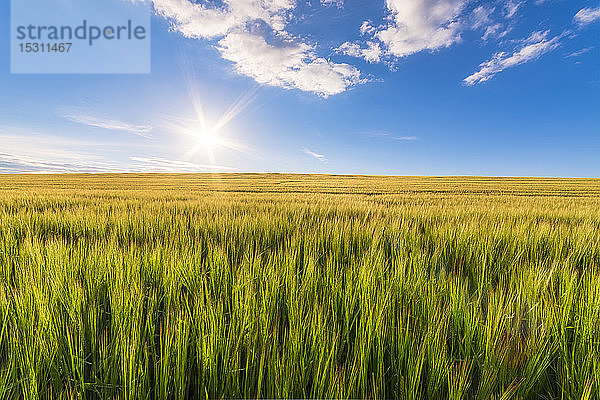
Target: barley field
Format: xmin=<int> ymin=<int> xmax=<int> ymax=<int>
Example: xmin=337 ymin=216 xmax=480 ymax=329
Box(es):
xmin=0 ymin=174 xmax=599 ymax=399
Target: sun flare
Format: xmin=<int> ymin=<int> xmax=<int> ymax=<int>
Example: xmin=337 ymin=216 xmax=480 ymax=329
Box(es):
xmin=161 ymin=71 xmax=260 ymax=168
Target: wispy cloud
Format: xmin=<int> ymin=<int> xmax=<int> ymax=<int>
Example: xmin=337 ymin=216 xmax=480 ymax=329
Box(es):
xmin=565 ymin=47 xmax=593 ymax=58
xmin=364 ymin=131 xmax=419 ymax=141
xmin=470 ymin=5 xmax=494 ymax=30
xmin=504 ymin=1 xmax=523 ymax=19
xmin=574 ymin=7 xmax=600 ymax=26
xmin=302 ymin=148 xmax=326 ymax=162
xmin=464 ymin=30 xmax=561 ymax=85
xmin=129 ymin=157 xmax=238 ymax=172
xmin=0 ymin=153 xmax=238 ymax=174
xmin=395 ymin=136 xmax=419 ymax=141
xmin=63 ymin=113 xmax=153 ymax=138
xmin=0 ymin=129 xmax=126 ymax=173
xmin=0 ymin=128 xmax=235 ymax=174
xmin=0 ymin=152 xmax=117 ymax=174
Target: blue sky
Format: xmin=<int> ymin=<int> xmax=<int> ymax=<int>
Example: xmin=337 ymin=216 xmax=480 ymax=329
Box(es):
xmin=1 ymin=0 xmax=599 ymax=176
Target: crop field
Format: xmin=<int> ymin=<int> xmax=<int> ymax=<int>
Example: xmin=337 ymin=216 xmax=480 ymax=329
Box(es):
xmin=0 ymin=174 xmax=599 ymax=399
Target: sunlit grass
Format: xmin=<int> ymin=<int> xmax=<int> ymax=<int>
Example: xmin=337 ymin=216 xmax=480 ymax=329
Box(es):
xmin=0 ymin=174 xmax=598 ymax=399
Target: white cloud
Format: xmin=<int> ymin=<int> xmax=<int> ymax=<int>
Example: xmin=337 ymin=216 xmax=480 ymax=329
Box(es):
xmin=375 ymin=0 xmax=467 ymax=58
xmin=469 ymin=4 xmax=515 ymax=41
xmin=470 ymin=5 xmax=494 ymax=29
xmin=464 ymin=30 xmax=560 ymax=85
xmin=150 ymin=0 xmax=598 ymax=92
xmin=63 ymin=114 xmax=153 ymax=137
xmin=218 ymin=32 xmax=362 ymax=97
xmin=151 ymin=0 xmax=294 ymax=38
xmin=504 ymin=1 xmax=522 ymax=19
xmin=574 ymin=7 xmax=600 ymax=26
xmin=151 ymin=0 xmax=363 ymax=96
xmin=482 ymin=23 xmax=508 ymax=41
xmin=302 ymin=148 xmax=326 ymax=161
xmin=360 ymin=21 xmax=376 ymax=36
xmin=335 ymin=41 xmax=383 ymax=63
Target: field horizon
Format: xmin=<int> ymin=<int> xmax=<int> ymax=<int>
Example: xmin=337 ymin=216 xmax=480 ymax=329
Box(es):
xmin=2 ymin=173 xmax=600 ymax=193
xmin=2 ymin=173 xmax=600 ymax=179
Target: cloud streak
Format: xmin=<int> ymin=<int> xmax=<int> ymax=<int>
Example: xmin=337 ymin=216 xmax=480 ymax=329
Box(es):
xmin=565 ymin=47 xmax=593 ymax=58
xmin=0 ymin=152 xmax=117 ymax=174
xmin=130 ymin=157 xmax=238 ymax=172
xmin=464 ymin=30 xmax=561 ymax=85
xmin=0 ymin=129 xmax=126 ymax=173
xmin=63 ymin=114 xmax=153 ymax=137
xmin=364 ymin=131 xmax=419 ymax=141
xmin=0 ymin=153 xmax=238 ymax=174
xmin=302 ymin=148 xmax=326 ymax=162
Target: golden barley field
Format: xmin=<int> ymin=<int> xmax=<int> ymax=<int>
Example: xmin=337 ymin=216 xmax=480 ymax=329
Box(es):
xmin=0 ymin=174 xmax=599 ymax=399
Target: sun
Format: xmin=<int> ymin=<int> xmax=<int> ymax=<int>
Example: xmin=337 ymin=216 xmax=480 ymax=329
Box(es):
xmin=196 ymin=128 xmax=218 ymax=148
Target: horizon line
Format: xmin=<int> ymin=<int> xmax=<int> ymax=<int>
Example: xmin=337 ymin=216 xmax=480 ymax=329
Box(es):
xmin=0 ymin=172 xmax=599 ymax=180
